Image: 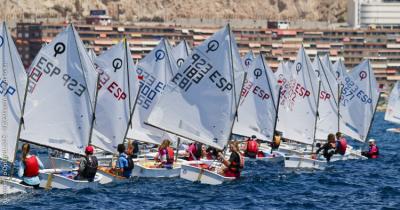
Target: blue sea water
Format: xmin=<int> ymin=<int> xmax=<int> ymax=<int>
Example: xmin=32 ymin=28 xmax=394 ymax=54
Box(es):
xmin=1 ymin=112 xmax=399 ymax=210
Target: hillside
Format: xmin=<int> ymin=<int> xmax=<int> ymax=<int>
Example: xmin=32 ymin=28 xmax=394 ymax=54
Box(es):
xmin=1 ymin=0 xmax=347 ymax=23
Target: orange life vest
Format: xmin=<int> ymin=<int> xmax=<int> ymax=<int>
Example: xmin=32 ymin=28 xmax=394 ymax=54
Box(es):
xmin=24 ymin=156 xmax=39 ymax=177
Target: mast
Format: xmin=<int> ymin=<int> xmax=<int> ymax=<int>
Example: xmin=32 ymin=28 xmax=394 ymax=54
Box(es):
xmin=311 ymin=81 xmax=322 ymax=153
xmin=71 ymin=24 xmax=99 ymax=146
xmin=4 ymin=22 xmax=30 ymax=175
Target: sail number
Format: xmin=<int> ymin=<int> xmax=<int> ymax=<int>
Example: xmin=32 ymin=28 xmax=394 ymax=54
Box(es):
xmin=172 ymin=53 xmax=232 ymax=92
xmin=135 ymin=67 xmax=165 ymax=110
xmin=28 ymin=56 xmax=86 ymax=97
xmin=241 ymin=79 xmax=270 ymax=100
xmin=96 ymin=65 xmax=127 ymax=101
xmin=341 ymin=76 xmax=372 ymax=106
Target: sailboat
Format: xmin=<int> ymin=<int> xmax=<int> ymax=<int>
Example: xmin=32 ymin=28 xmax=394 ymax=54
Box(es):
xmin=126 ymin=38 xmax=184 ymax=178
xmin=274 ymin=47 xmax=324 ymax=170
xmin=232 ymin=54 xmax=284 ymax=162
xmin=147 ymin=25 xmax=246 ymax=185
xmin=339 ymin=60 xmax=380 ymax=146
xmin=0 ymin=22 xmax=32 ymax=195
xmin=20 ymin=24 xmax=103 ymax=189
xmin=385 ymin=81 xmax=400 ymax=133
xmin=91 ymin=39 xmax=139 ymax=184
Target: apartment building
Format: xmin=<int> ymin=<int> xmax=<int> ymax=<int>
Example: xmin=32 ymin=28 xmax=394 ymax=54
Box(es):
xmin=15 ymin=22 xmax=400 ymax=89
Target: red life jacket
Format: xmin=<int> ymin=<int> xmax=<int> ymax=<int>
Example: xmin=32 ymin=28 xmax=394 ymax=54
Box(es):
xmin=247 ymin=140 xmax=258 ymax=153
xmin=369 ymin=145 xmax=379 ymax=159
xmin=226 ymin=152 xmax=244 ymax=178
xmin=338 ymin=138 xmax=347 ymax=155
xmin=24 ymin=156 xmax=39 ymax=177
xmin=166 ymin=147 xmax=174 ymax=164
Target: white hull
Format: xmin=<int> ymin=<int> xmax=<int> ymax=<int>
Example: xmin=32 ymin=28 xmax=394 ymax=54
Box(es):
xmin=97 ymin=167 xmax=131 ymax=185
xmin=386 ymin=128 xmax=400 ymax=133
xmin=284 ymin=155 xmax=327 ymax=170
xmin=180 ymin=162 xmax=236 ymax=185
xmin=39 ymin=169 xmax=102 ymax=190
xmin=0 ymin=177 xmax=31 ymax=195
xmin=131 ymin=159 xmax=183 ymax=178
xmin=244 ymin=151 xmax=285 ymax=162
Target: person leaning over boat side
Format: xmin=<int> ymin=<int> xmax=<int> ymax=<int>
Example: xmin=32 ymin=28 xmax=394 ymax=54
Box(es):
xmin=218 ymin=141 xmax=244 ymax=178
xmin=75 ymin=145 xmax=98 ymax=182
xmin=361 ymin=139 xmax=379 ymax=159
xmin=271 ymin=131 xmax=282 ymax=151
xmin=115 ymin=144 xmax=134 ymax=178
xmin=186 ymin=142 xmax=203 ymax=161
xmin=314 ymin=134 xmax=337 ymax=162
xmin=18 ymin=143 xmax=44 ymax=189
xmin=243 ymin=135 xmax=259 ymax=159
xmin=335 ymin=132 xmax=347 ymax=155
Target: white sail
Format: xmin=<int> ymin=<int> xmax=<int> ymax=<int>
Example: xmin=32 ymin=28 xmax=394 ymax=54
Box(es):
xmin=126 ymin=39 xmax=178 ymax=145
xmin=20 ymin=24 xmax=98 ymax=155
xmin=91 ymin=41 xmax=139 ymax=153
xmin=276 ymin=46 xmax=320 ymax=145
xmin=172 ymin=40 xmax=191 ymax=69
xmin=0 ymin=22 xmax=27 ymax=163
xmin=274 ymin=61 xmax=292 ymax=87
xmin=147 ymin=25 xmax=245 ymax=150
xmin=339 ymin=60 xmax=379 ymax=142
xmin=242 ymin=50 xmax=255 ymax=69
xmin=385 ymin=81 xmax=400 ymax=124
xmin=315 ymin=56 xmax=340 ymax=140
xmin=88 ymin=49 xmax=96 ymax=63
xmin=332 ymin=59 xmax=348 ymax=84
xmin=232 ymin=54 xmax=278 ymax=141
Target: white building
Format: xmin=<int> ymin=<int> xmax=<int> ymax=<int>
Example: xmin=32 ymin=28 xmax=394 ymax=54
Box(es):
xmin=348 ymin=0 xmax=400 ymax=28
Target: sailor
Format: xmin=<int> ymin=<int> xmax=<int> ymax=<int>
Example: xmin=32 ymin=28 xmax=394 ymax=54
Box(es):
xmin=315 ymin=134 xmax=337 ymax=162
xmin=335 ymin=132 xmax=347 ymax=155
xmin=243 ymin=135 xmax=259 ymax=159
xmin=115 ymin=144 xmax=134 ymax=178
xmin=270 ymin=131 xmax=282 ymax=151
xmin=75 ymin=145 xmax=98 ymax=182
xmin=154 ymin=140 xmax=174 ymax=169
xmin=131 ymin=140 xmax=139 ymax=158
xmin=362 ymin=139 xmax=379 ymax=159
xmin=218 ymin=141 xmax=244 ymax=178
xmin=186 ymin=142 xmax=203 ymax=161
xmin=18 ymin=143 xmax=44 ymax=189
xmin=206 ymin=147 xmax=221 ymax=160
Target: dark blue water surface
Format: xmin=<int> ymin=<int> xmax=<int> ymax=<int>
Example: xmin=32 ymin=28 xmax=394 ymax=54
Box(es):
xmin=1 ymin=112 xmax=399 ymax=210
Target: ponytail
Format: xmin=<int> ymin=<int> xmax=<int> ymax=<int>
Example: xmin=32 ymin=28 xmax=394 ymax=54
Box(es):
xmin=21 ymin=143 xmax=30 ymax=162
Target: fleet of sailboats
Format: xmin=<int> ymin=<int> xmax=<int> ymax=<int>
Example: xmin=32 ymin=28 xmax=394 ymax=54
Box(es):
xmin=0 ymin=21 xmax=388 ymax=193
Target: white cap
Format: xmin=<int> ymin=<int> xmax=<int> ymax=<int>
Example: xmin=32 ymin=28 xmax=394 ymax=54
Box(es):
xmin=368 ymin=139 xmax=376 ymax=142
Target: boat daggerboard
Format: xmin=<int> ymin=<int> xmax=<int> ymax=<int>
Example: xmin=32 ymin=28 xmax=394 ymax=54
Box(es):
xmin=276 ymin=46 xmax=320 ymax=145
xmin=0 ymin=22 xmax=27 ymax=163
xmin=147 ymin=25 xmax=245 ymax=150
xmin=20 ymin=24 xmax=98 ymax=155
xmin=339 ymin=60 xmax=380 ymax=142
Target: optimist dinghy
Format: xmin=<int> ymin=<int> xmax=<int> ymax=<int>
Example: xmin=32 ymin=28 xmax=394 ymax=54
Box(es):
xmin=20 ymin=24 xmax=104 ymax=189
xmin=147 ymin=25 xmax=246 ymax=185
xmin=0 ymin=22 xmax=31 ymax=195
